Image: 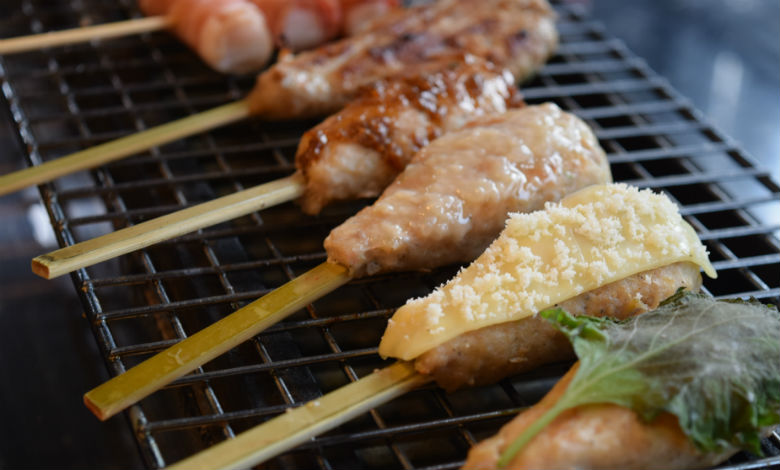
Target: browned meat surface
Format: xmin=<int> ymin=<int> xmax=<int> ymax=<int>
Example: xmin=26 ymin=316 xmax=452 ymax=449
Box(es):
xmin=295 ymin=58 xmax=524 ymax=214
xmin=416 ymin=262 xmax=702 ymax=391
xmin=324 ymin=103 xmax=611 ymax=277
xmin=463 ymin=363 xmax=733 ymax=469
xmin=248 ymin=0 xmax=557 ymax=118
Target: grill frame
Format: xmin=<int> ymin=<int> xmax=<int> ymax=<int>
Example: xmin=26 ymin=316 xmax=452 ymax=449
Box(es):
xmin=1 ymin=0 xmax=779 ymax=468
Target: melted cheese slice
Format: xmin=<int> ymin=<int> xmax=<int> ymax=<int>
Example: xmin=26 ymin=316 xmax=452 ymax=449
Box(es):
xmin=379 ymin=183 xmax=716 ymax=361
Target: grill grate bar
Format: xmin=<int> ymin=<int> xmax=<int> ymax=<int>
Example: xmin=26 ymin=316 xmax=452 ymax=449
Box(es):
xmin=606 ymin=143 xmax=735 ymax=164
xmin=522 ymin=78 xmax=662 ymax=99
xmin=696 ymin=224 xmax=780 ymax=241
xmin=710 ymin=254 xmax=780 ymax=271
xmin=625 ymin=168 xmax=771 ymax=188
xmin=285 ymin=406 xmax=526 ymax=450
xmin=93 ymin=289 xmax=277 ymax=320
xmin=166 ymin=348 xmax=379 ymax=386
xmin=678 ymin=196 xmax=780 ymax=216
xmin=594 ymin=121 xmax=708 ymax=140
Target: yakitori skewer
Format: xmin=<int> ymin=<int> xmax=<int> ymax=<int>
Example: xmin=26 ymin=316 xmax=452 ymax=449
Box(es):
xmin=164 ymin=183 xmax=717 ymax=470
xmin=84 ymin=103 xmax=610 ymax=420
xmin=0 ymin=0 xmax=399 ymax=73
xmin=464 ymin=293 xmax=779 ymax=470
xmin=34 ymin=57 xmax=523 ymax=278
xmin=0 ymin=0 xmax=557 ymax=196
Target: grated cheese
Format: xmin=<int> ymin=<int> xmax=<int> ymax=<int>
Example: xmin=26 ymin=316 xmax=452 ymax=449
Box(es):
xmin=378 ymin=183 xmax=716 ymax=361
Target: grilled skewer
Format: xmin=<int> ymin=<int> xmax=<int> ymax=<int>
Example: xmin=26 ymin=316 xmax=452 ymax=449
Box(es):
xmin=415 ymin=262 xmax=701 ymax=391
xmin=0 ymin=0 xmax=558 ymax=197
xmin=463 ymin=293 xmax=780 ymax=469
xmin=464 ymin=365 xmax=727 ymax=469
xmin=0 ymin=0 xmax=398 ymax=73
xmin=167 ymin=183 xmax=716 ymax=469
xmin=32 ymin=0 xmax=558 ymax=278
xmin=295 ymin=57 xmax=524 ymax=213
xmin=33 ymin=57 xmax=524 ymax=279
xmin=84 ymin=103 xmax=610 ymax=421
xmin=247 ymin=0 xmax=557 ymax=119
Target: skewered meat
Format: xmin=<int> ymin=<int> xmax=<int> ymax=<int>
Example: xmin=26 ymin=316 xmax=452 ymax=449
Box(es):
xmin=324 ymin=103 xmax=611 ymax=277
xmin=464 ymin=364 xmax=732 ymax=470
xmin=376 ymin=183 xmax=716 ymax=390
xmin=295 ymin=57 xmax=524 ymax=214
xmin=140 ymin=0 xmax=274 ymax=73
xmin=416 ymin=262 xmax=702 ymax=391
xmin=249 ymin=0 xmax=558 ymax=118
xmin=265 ymin=0 xmax=401 ymax=50
xmin=138 ymin=0 xmax=397 ymax=73
xmin=256 ymin=0 xmax=342 ymax=51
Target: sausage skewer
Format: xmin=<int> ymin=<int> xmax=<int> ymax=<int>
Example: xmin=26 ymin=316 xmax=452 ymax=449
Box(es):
xmin=0 ymin=0 xmax=557 ymax=197
xmin=83 ymin=103 xmax=610 ymax=422
xmin=163 ymin=183 xmax=716 ymax=470
xmin=33 ymin=57 xmax=523 ymax=278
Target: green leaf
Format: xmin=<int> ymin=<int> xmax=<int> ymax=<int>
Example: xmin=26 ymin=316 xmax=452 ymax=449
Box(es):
xmin=497 ymin=292 xmax=780 ymax=467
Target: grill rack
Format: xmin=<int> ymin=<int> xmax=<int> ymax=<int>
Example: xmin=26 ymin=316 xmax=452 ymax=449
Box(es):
xmin=2 ymin=0 xmax=779 ymax=468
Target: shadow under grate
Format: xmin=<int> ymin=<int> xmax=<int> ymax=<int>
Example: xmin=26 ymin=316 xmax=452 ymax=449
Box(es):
xmin=1 ymin=1 xmax=779 ymax=469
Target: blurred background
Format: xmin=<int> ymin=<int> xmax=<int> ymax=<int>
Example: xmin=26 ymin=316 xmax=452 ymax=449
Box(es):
xmin=591 ymin=0 xmax=779 ymax=183
xmin=0 ymin=0 xmax=777 ymax=467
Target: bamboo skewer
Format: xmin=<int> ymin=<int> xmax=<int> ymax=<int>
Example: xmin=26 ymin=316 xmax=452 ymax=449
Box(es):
xmin=167 ymin=362 xmax=430 ymax=470
xmin=84 ymin=261 xmax=351 ymax=421
xmin=0 ymin=16 xmax=170 ymax=55
xmin=0 ymin=99 xmax=250 ymax=197
xmin=32 ymin=173 xmax=304 ymax=279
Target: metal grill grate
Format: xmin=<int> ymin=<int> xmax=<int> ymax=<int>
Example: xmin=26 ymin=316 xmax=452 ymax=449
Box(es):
xmin=2 ymin=1 xmax=779 ymax=468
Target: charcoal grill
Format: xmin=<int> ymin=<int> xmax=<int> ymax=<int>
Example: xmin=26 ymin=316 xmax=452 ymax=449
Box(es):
xmin=1 ymin=1 xmax=779 ymax=468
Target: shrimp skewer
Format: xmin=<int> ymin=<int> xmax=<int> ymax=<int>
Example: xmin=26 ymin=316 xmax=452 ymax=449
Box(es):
xmin=0 ymin=0 xmax=399 ymax=73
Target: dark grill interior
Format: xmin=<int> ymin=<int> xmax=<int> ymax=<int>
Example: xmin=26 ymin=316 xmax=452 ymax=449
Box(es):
xmin=1 ymin=1 xmax=779 ymax=468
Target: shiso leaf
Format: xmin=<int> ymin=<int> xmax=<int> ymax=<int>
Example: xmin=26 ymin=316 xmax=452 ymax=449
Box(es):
xmin=497 ymin=291 xmax=780 ymax=467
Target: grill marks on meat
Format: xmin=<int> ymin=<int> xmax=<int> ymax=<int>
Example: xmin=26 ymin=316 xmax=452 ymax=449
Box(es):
xmin=248 ymin=0 xmax=557 ymax=118
xmin=415 ymin=262 xmax=702 ymax=392
xmin=295 ymin=58 xmax=524 ymax=213
xmin=324 ymin=103 xmax=611 ymax=278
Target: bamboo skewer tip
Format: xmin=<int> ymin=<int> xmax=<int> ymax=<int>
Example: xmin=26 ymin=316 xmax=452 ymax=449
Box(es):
xmin=31 ymin=257 xmax=51 ymax=279
xmin=83 ymin=395 xmax=108 ymax=421
xmin=30 ymin=172 xmax=304 ymax=280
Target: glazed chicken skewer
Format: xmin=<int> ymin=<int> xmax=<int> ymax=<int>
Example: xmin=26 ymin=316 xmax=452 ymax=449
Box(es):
xmin=0 ymin=0 xmax=558 ymax=196
xmin=34 ymin=57 xmax=523 ymax=278
xmin=0 ymin=0 xmax=399 ymax=73
xmin=165 ymin=183 xmax=717 ymax=470
xmin=84 ymin=103 xmax=610 ymax=421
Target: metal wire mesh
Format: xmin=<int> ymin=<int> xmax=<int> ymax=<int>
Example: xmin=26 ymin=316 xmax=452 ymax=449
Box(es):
xmin=1 ymin=1 xmax=779 ymax=468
